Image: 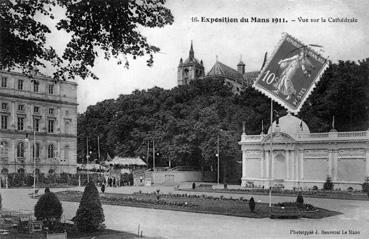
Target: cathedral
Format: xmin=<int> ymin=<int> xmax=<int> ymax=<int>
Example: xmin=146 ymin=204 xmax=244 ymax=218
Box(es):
xmin=177 ymin=42 xmax=259 ymax=93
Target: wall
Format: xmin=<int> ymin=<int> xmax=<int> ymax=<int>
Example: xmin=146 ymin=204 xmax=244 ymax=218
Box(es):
xmin=152 ymin=171 xmax=203 ymax=185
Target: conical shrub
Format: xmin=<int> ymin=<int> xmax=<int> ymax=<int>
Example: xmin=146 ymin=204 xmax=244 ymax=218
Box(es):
xmin=74 ymin=181 xmax=105 ymax=232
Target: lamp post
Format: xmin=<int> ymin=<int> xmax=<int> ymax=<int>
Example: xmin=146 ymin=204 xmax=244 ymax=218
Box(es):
xmin=216 ymin=134 xmax=220 ymax=184
xmin=33 ymin=131 xmax=36 ymax=197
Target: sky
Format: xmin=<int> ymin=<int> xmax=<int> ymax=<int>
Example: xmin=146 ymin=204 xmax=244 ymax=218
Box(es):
xmin=40 ymin=0 xmax=369 ymax=112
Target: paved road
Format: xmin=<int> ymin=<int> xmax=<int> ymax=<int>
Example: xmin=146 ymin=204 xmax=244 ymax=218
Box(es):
xmin=1 ymin=187 xmax=369 ymax=239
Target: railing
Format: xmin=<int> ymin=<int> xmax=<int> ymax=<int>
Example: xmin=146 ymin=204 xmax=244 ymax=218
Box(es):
xmin=241 ymin=130 xmax=369 ymax=142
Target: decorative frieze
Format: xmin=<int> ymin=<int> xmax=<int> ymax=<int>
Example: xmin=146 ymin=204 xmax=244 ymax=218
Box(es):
xmin=338 ymin=148 xmax=365 ymax=158
xmin=304 ymin=149 xmax=328 ymax=158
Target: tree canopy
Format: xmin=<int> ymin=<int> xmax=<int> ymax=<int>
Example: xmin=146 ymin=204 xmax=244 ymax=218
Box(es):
xmin=0 ymin=0 xmax=174 ymax=80
xmin=77 ymin=59 xmax=369 ymax=183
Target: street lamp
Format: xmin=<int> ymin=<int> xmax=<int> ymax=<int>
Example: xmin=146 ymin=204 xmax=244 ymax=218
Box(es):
xmin=216 ymin=134 xmax=220 ymax=184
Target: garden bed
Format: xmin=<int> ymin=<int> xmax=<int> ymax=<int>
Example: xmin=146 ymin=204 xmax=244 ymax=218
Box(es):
xmin=53 ymin=190 xmax=340 ymax=219
xmin=181 ymin=187 xmax=369 ymax=201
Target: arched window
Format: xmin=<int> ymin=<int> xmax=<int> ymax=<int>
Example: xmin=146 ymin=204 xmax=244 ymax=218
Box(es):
xmin=17 ymin=142 xmax=24 ymax=158
xmin=32 ymin=142 xmax=40 ymax=158
xmin=48 ymin=144 xmax=55 ymax=158
xmin=0 ymin=141 xmax=8 ymax=159
xmin=64 ymin=145 xmax=70 ymax=162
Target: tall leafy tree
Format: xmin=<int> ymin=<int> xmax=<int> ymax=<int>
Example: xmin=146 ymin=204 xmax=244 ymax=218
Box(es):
xmin=0 ymin=0 xmax=174 ymax=80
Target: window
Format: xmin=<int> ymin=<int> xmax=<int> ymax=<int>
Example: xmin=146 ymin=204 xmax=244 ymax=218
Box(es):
xmin=1 ymin=115 xmax=8 ymax=129
xmin=18 ymin=79 xmax=23 ymax=90
xmin=33 ymin=81 xmax=39 ymax=92
xmin=34 ymin=106 xmax=39 ymax=113
xmin=17 ymin=142 xmax=24 ymax=158
xmin=33 ymin=143 xmax=40 ymax=158
xmin=0 ymin=141 xmax=8 ymax=159
xmin=1 ymin=103 xmax=7 ymax=110
xmin=48 ymin=144 xmax=55 ymax=158
xmin=33 ymin=118 xmax=40 ymax=132
xmin=48 ymin=119 xmax=54 ymax=133
xmin=1 ymin=77 xmax=7 ymax=88
xmin=64 ymin=146 xmax=70 ymax=162
xmin=64 ymin=121 xmax=70 ymax=134
xmin=18 ymin=104 xmax=24 ymax=111
xmin=48 ymin=84 xmax=54 ymax=94
xmin=48 ymin=108 xmax=54 ymax=115
xmin=17 ymin=117 xmax=24 ymax=130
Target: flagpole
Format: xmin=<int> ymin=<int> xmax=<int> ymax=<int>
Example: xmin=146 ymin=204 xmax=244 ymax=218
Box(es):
xmin=269 ymin=99 xmax=273 ymax=214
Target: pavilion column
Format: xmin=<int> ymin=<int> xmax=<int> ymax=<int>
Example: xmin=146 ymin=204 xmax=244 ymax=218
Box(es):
xmin=242 ymin=150 xmax=247 ymax=178
xmin=299 ymin=150 xmax=304 ymax=180
xmin=332 ymin=149 xmax=338 ymax=181
xmin=286 ymin=150 xmax=290 ymax=180
xmin=365 ymin=149 xmax=369 ymax=177
xmin=328 ymin=149 xmax=332 ymax=177
xmin=290 ymin=150 xmax=295 ymax=180
xmin=265 ymin=151 xmax=269 ymax=179
xmin=295 ymin=151 xmax=299 ymax=181
xmin=260 ymin=150 xmax=264 ymax=178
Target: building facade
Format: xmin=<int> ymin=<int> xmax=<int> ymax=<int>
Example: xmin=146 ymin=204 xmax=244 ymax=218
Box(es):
xmin=0 ymin=71 xmax=78 ymax=182
xmin=240 ymin=113 xmax=369 ymax=190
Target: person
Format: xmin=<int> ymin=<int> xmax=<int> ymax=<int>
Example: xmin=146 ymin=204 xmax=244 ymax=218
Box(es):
xmin=113 ymin=178 xmax=116 ymax=187
xmin=108 ymin=177 xmax=112 ymax=187
xmin=101 ymin=183 xmax=105 ymax=194
xmin=273 ymin=47 xmax=314 ymax=100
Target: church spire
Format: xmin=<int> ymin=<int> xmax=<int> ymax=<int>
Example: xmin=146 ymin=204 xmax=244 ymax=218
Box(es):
xmin=189 ymin=40 xmax=194 ymax=60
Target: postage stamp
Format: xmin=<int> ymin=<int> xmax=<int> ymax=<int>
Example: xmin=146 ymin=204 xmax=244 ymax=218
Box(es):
xmin=253 ymin=33 xmax=329 ymax=114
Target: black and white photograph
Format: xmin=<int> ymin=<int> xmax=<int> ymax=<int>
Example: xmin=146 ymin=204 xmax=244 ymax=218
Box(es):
xmin=0 ymin=0 xmax=368 ymax=238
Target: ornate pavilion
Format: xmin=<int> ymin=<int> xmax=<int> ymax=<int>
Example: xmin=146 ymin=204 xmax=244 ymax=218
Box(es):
xmin=240 ymin=113 xmax=369 ymax=190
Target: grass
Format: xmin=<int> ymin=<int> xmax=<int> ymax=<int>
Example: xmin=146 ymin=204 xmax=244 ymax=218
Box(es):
xmin=54 ymin=190 xmax=340 ymax=219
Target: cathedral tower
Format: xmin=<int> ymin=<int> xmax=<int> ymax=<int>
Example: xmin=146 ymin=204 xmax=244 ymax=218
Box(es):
xmin=177 ymin=41 xmax=205 ymax=86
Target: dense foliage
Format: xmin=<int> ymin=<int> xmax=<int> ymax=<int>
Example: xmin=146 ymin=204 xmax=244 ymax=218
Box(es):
xmin=74 ymin=181 xmax=104 ymax=232
xmin=0 ymin=0 xmax=174 ymax=80
xmin=78 ymin=60 xmax=369 ymax=183
xmin=34 ymin=190 xmax=63 ymax=230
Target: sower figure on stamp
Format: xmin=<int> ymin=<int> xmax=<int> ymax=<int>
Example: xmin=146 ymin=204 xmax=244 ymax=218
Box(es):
xmin=273 ymin=47 xmax=314 ymax=100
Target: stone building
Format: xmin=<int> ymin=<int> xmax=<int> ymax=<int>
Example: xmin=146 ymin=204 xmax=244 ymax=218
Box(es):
xmin=0 ymin=71 xmax=78 ymax=182
xmin=177 ymin=42 xmax=260 ymax=93
xmin=177 ymin=41 xmax=205 ymax=86
xmin=240 ymin=113 xmax=369 ymax=190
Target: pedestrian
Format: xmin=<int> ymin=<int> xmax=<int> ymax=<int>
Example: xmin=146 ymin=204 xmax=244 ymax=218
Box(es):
xmin=113 ymin=178 xmax=116 ymax=187
xmin=101 ymin=183 xmax=105 ymax=194
xmin=108 ymin=177 xmax=112 ymax=187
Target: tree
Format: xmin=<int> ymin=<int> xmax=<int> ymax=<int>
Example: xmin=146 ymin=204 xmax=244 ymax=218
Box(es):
xmin=34 ymin=190 xmax=63 ymax=231
xmin=296 ymin=192 xmax=304 ymax=208
xmin=74 ymin=181 xmax=104 ymax=232
xmin=323 ymin=176 xmax=334 ymax=190
xmin=0 ymin=0 xmax=174 ymax=80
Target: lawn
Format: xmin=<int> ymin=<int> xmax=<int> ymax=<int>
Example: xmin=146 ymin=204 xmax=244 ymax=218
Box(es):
xmin=54 ymin=190 xmax=340 ymax=219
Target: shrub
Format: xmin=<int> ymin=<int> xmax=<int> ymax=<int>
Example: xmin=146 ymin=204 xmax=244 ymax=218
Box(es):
xmin=34 ymin=190 xmax=63 ymax=232
xmin=323 ymin=176 xmax=334 ymax=190
xmin=312 ymin=185 xmax=318 ymax=191
xmin=73 ymin=181 xmax=105 ymax=232
xmin=362 ymin=177 xmax=369 ymax=193
xmin=296 ymin=192 xmax=304 ymax=207
xmin=249 ymin=197 xmax=255 ymax=212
